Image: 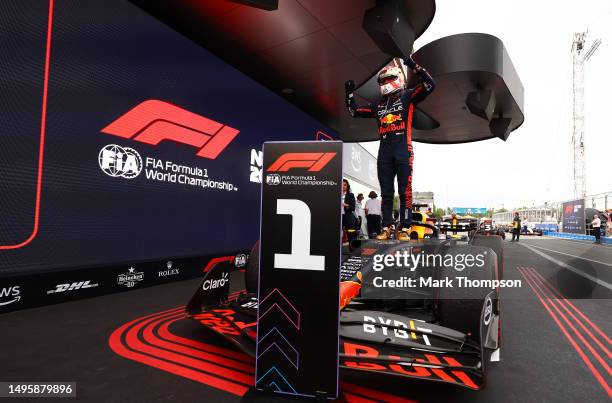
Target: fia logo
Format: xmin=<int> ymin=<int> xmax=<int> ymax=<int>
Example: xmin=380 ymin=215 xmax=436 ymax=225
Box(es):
xmin=99 ymin=144 xmax=142 ymax=179
xmin=235 ymin=254 xmax=248 ymax=268
xmin=266 ymin=174 xmax=281 ymax=186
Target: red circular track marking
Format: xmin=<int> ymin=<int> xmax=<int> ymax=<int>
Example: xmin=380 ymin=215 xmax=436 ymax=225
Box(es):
xmin=109 ymin=304 xmax=417 ymax=402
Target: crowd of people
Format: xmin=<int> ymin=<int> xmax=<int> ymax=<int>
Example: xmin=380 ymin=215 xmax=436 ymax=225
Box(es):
xmin=343 ymin=179 xmax=612 ymax=245
xmin=342 ymin=179 xmax=382 ymax=240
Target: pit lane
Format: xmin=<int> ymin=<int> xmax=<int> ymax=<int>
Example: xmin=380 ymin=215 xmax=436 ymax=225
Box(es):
xmin=1 ymin=239 xmax=610 ymax=402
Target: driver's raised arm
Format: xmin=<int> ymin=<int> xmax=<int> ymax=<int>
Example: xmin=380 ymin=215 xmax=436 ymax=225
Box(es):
xmin=345 ymin=80 xmax=376 ymax=118
xmin=403 ymin=55 xmax=436 ymax=104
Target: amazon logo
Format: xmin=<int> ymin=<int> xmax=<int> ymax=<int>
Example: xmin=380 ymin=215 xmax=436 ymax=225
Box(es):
xmin=0 ymin=286 xmax=21 ymax=307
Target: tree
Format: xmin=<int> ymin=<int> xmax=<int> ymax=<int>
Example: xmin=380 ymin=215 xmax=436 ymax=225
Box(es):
xmin=496 ymin=208 xmax=508 ymax=213
xmin=434 ymin=208 xmax=445 ymax=218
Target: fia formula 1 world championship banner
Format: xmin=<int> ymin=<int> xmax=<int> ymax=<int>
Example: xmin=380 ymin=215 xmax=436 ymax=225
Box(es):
xmin=0 ymin=0 xmax=334 ymax=278
xmin=257 ymin=142 xmax=343 ymax=399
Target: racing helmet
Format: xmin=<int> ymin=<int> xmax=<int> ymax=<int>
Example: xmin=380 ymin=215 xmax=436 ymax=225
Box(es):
xmin=377 ymin=66 xmax=404 ymax=96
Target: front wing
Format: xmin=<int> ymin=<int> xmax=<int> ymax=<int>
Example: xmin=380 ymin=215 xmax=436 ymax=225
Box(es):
xmin=185 ymin=261 xmax=492 ymax=390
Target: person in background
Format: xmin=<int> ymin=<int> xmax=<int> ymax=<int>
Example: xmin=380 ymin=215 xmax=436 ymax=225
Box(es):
xmin=365 ymin=191 xmax=382 ymax=238
xmin=342 ymin=179 xmax=357 ymax=243
xmin=355 ymin=193 xmax=365 ymax=237
xmin=511 ymin=212 xmax=521 ymax=242
xmin=592 ymin=214 xmax=601 ymax=244
xmin=522 ymin=217 xmax=530 ymax=234
xmin=451 ymin=212 xmax=458 ymax=235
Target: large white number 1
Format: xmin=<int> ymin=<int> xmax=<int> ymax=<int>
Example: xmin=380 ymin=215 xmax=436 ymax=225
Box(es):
xmin=274 ymin=199 xmax=325 ymax=271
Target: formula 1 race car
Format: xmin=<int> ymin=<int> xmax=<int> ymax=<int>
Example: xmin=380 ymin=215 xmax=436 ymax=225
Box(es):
xmin=477 ymin=219 xmax=506 ymax=240
xmin=520 ymin=226 xmax=543 ymax=236
xmin=439 ymin=215 xmax=478 ymax=240
xmin=186 ymin=223 xmax=504 ymax=391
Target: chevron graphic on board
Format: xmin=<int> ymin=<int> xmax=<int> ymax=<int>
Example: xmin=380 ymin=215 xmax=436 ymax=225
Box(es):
xmin=257 ymin=327 xmax=299 ymax=369
xmin=256 ymin=366 xmax=297 ymax=394
xmin=258 ymin=288 xmax=301 ymax=329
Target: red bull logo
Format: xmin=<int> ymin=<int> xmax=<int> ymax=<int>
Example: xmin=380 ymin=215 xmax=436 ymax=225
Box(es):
xmin=378 ymin=121 xmax=406 ymax=135
xmin=379 ymin=113 xmax=402 ymax=125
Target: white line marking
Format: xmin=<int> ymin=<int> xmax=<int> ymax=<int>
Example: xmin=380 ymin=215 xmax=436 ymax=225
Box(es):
xmin=520 ymin=243 xmax=612 ymax=290
xmin=524 ymin=243 xmax=612 ymax=268
xmin=490 ymin=349 xmax=500 ymax=362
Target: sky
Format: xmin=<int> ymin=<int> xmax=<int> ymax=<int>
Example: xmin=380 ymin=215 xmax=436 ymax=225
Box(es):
xmin=360 ymin=0 xmax=612 ymax=210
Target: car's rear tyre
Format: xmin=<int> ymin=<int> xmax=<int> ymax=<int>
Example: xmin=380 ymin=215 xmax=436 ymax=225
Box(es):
xmin=246 ymin=240 xmax=260 ymax=294
xmin=436 ymin=244 xmax=498 ymax=343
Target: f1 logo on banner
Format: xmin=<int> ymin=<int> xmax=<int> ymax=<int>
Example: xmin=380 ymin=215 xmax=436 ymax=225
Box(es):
xmin=101 ymin=100 xmax=240 ymax=159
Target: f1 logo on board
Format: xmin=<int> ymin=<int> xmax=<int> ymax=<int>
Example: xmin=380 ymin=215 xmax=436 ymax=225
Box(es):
xmin=101 ymin=99 xmax=240 ymax=159
xmin=266 ymin=152 xmax=336 ymax=172
xmin=564 ymin=203 xmax=582 ymax=214
xmin=99 ymin=144 xmax=143 ymax=179
xmin=0 ymin=286 xmax=21 ymax=306
xmin=47 ymin=281 xmax=99 ymax=294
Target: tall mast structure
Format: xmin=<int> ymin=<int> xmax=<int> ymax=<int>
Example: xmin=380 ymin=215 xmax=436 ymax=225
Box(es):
xmin=571 ymin=32 xmax=601 ymax=199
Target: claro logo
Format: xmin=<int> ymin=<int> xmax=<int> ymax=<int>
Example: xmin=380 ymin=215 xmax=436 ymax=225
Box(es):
xmin=267 ymin=152 xmax=336 ymax=172
xmin=101 ymin=100 xmax=240 ymax=159
xmin=203 ymin=272 xmax=229 ymax=291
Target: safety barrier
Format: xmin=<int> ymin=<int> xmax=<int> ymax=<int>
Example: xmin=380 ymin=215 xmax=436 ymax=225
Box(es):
xmin=543 ymin=231 xmax=612 ymax=244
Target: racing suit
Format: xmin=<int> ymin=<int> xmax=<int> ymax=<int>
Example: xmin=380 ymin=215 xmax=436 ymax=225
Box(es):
xmin=346 ymin=59 xmax=435 ymax=228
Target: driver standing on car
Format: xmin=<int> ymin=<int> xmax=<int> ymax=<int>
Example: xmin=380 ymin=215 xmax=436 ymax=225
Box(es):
xmin=345 ymin=54 xmax=435 ymax=241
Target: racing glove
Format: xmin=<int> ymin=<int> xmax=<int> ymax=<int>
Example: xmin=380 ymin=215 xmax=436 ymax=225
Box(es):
xmin=345 ymin=80 xmax=376 ymax=118
xmin=404 ymin=54 xmax=417 ymax=70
